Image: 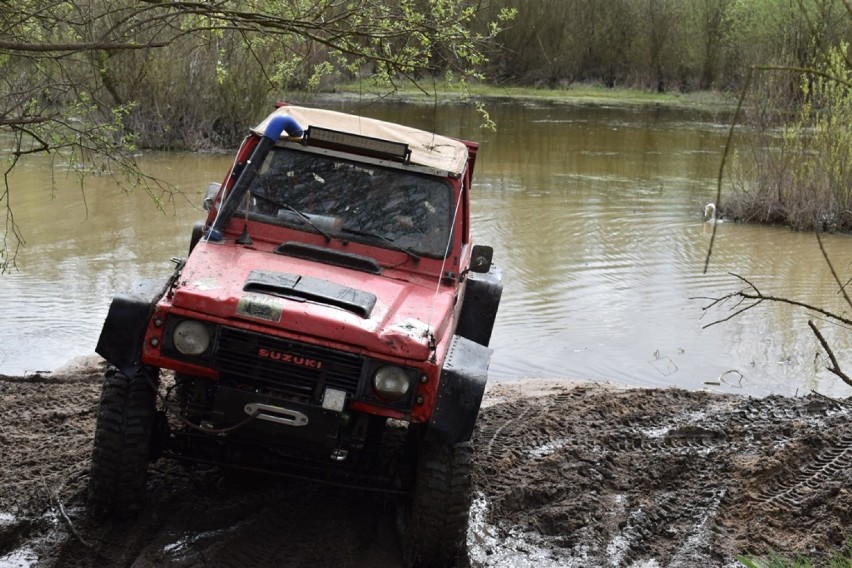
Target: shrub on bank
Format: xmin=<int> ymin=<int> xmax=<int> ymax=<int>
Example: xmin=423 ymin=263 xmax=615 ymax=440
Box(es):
xmin=725 ymin=44 xmax=852 ymax=232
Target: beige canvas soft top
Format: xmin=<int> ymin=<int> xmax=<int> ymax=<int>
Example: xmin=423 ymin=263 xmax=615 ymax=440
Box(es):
xmin=252 ymin=104 xmax=470 ymax=176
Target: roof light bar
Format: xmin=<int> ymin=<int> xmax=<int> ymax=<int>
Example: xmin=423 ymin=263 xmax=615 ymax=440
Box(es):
xmin=305 ymin=126 xmax=411 ymax=163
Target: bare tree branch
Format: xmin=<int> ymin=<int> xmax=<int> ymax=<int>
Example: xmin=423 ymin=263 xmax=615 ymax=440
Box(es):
xmin=698 ymin=272 xmax=852 ymax=329
xmin=815 ymin=231 xmax=852 ymax=310
xmin=0 ymin=40 xmax=168 ymax=52
xmin=808 ymin=320 xmax=852 ymax=387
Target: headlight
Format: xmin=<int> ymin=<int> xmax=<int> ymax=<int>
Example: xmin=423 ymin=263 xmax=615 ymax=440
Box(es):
xmin=172 ymin=320 xmax=211 ymax=356
xmin=372 ymin=365 xmax=411 ymax=401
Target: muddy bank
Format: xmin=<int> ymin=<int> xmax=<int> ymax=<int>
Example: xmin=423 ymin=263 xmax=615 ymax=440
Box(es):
xmin=1 ymin=358 xmax=850 ymax=567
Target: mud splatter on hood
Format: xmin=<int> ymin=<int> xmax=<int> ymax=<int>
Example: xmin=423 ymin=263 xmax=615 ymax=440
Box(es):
xmin=171 ymin=241 xmax=454 ymax=360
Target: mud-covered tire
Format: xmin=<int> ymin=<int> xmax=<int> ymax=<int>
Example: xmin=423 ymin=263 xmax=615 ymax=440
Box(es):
xmin=88 ymin=366 xmax=158 ymax=518
xmin=401 ymin=439 xmax=474 ymax=568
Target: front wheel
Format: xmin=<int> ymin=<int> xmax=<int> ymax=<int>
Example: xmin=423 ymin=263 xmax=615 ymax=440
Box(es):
xmin=399 ymin=437 xmax=474 ymax=568
xmin=88 ymin=366 xmax=158 ymax=518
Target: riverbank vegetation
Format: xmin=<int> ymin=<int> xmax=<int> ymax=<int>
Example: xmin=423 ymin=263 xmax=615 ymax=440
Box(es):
xmin=4 ymin=1 xmax=850 ymax=152
xmin=3 ymin=0 xmax=852 ymax=266
xmin=478 ymin=0 xmax=851 ymax=93
xmin=725 ymin=44 xmax=852 ymax=232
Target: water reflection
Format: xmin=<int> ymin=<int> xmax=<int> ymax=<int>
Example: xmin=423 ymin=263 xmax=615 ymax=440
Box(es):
xmin=2 ymin=101 xmax=850 ymax=398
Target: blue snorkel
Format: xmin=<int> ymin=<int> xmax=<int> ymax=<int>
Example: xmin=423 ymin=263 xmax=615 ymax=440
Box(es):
xmin=207 ymin=115 xmax=303 ymax=241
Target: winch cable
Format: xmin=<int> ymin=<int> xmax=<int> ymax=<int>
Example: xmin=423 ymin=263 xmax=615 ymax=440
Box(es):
xmin=157 ymin=381 xmax=260 ymax=435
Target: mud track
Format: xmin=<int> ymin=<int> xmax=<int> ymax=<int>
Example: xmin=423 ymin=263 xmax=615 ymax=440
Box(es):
xmin=1 ymin=359 xmax=850 ymax=567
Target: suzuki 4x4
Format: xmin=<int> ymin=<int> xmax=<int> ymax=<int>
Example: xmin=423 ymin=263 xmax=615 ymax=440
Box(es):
xmin=89 ymin=103 xmax=502 ymax=567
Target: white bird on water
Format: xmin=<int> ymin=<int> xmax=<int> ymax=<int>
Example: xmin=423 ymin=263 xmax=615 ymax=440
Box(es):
xmin=704 ymin=202 xmax=719 ymax=224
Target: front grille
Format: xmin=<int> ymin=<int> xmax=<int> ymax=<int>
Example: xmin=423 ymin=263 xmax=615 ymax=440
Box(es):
xmin=215 ymin=327 xmax=365 ymax=401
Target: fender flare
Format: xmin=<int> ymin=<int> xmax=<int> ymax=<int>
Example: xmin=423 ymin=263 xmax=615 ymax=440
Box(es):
xmin=426 ymin=335 xmax=493 ymax=444
xmin=456 ymin=264 xmax=503 ymax=347
xmin=95 ymin=277 xmax=170 ymax=377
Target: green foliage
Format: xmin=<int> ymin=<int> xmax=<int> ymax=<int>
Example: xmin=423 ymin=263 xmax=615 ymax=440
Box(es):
xmin=476 ymin=0 xmax=852 ymax=92
xmin=796 ymin=42 xmax=852 ymax=216
xmin=737 ymin=539 xmax=852 ymax=567
xmin=2 ymin=1 xmax=512 ymax=150
xmin=726 ymin=42 xmax=852 ymax=231
xmin=0 ymin=0 xmax=512 ymax=268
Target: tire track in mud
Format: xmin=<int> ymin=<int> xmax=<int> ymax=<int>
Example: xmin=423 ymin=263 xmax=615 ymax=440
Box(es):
xmin=758 ymin=432 xmax=852 ymax=508
xmin=2 ymin=371 xmax=851 ymax=567
xmin=116 ymin=479 xmax=401 ymax=567
xmin=0 ymin=370 xmax=102 ymax=518
xmin=472 ymin=383 xmax=852 ymax=567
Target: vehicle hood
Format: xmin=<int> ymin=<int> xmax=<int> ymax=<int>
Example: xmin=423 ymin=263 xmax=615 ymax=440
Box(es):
xmin=169 ymin=242 xmax=454 ymax=361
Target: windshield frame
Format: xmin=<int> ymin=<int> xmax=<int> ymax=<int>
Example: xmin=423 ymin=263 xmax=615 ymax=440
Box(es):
xmin=236 ymin=145 xmax=457 ymax=260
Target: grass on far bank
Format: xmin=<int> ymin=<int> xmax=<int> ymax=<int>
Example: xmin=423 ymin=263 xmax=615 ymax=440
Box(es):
xmin=330 ymin=80 xmax=737 ymax=112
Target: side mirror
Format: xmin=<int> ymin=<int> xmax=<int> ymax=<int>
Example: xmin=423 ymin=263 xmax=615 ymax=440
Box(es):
xmin=470 ymin=244 xmax=494 ymax=273
xmin=203 ymin=182 xmax=221 ymax=211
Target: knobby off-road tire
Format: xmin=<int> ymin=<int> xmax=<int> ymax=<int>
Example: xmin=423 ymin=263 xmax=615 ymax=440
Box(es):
xmin=402 ymin=440 xmax=474 ymax=568
xmin=88 ymin=366 xmax=158 ymax=518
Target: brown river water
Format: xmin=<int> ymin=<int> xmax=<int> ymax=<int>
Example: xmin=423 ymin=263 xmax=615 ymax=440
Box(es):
xmin=3 ymin=98 xmax=852 ymax=397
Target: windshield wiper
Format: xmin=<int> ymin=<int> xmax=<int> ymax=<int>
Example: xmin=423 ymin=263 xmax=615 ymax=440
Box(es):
xmin=252 ymin=193 xmax=332 ymax=242
xmin=341 ymin=226 xmax=420 ymax=262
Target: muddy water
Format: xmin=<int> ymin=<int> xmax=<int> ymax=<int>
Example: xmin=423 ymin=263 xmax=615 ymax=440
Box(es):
xmin=3 ymin=100 xmax=851 ymax=397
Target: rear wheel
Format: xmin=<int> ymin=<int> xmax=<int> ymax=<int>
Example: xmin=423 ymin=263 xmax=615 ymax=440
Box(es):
xmin=399 ymin=435 xmax=474 ymax=568
xmin=88 ymin=366 xmax=158 ymax=518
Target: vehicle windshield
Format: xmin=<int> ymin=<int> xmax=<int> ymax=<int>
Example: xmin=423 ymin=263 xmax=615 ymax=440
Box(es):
xmin=240 ymin=147 xmax=454 ymax=258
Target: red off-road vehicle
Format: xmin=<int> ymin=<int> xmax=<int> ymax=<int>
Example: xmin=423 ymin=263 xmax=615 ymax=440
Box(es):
xmin=89 ymin=103 xmax=501 ymax=566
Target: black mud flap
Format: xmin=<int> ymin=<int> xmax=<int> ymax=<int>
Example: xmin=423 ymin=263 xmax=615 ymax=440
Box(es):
xmin=456 ymin=264 xmax=503 ymax=347
xmin=95 ymin=278 xmax=169 ymax=376
xmin=427 ymin=335 xmax=493 ymax=445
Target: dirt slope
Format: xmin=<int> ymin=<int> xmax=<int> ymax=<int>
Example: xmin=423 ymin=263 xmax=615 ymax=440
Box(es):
xmin=1 ymin=360 xmax=849 ymax=567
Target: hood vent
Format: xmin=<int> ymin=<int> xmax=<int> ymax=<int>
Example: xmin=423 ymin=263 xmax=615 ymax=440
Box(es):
xmin=244 ymin=270 xmax=376 ymax=318
xmin=275 ymin=242 xmax=382 ymax=275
